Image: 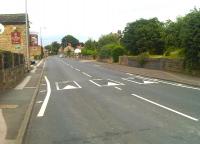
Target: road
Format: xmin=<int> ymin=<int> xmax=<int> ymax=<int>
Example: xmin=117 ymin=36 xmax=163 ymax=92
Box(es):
xmin=24 ymin=56 xmax=200 ymax=144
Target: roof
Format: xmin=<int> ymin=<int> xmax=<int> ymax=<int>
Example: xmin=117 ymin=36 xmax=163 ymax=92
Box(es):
xmin=0 ymin=13 xmax=27 ymax=24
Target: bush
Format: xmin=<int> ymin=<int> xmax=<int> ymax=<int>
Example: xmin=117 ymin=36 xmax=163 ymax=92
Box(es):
xmin=137 ymin=52 xmax=149 ymax=67
xmin=111 ymin=47 xmax=125 ymax=62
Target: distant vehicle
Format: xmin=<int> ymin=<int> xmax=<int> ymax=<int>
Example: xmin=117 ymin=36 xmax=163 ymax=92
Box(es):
xmin=59 ymin=54 xmax=64 ymax=58
xmin=30 ymin=60 xmax=36 ymax=65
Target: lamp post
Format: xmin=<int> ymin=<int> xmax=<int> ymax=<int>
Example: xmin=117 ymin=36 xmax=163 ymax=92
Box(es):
xmin=25 ymin=0 xmax=30 ymax=71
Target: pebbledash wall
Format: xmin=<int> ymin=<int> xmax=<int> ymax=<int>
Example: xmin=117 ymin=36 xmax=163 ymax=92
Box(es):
xmin=119 ymin=56 xmax=184 ymax=73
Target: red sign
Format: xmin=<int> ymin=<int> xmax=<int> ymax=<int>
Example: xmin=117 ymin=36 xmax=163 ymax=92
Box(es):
xmin=11 ymin=32 xmax=21 ymax=44
xmin=30 ymin=34 xmax=38 ymax=46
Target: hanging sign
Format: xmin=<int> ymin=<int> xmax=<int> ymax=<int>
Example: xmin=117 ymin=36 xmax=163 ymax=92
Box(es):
xmin=11 ymin=32 xmax=21 ymax=44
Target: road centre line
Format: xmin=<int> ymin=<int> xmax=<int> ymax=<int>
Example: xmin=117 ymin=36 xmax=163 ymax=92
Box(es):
xmin=107 ymin=79 xmax=125 ymax=85
xmin=131 ymin=93 xmax=199 ymax=122
xmin=75 ymin=68 xmax=80 ymax=71
xmin=115 ymin=87 xmax=122 ymax=90
xmin=37 ymin=76 xmax=51 ymax=117
xmin=82 ymin=72 xmax=92 ymax=77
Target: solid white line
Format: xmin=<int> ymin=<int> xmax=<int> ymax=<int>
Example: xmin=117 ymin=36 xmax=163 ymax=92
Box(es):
xmin=15 ymin=76 xmax=32 ymax=90
xmin=37 ymin=76 xmax=51 ymax=117
xmin=82 ymin=72 xmax=92 ymax=77
xmin=131 ymin=93 xmax=199 ymax=122
xmin=89 ymin=80 xmax=101 ymax=87
xmin=115 ymin=87 xmax=122 ymax=90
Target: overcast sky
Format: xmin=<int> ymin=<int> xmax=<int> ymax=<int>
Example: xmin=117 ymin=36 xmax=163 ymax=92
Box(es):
xmin=1 ymin=0 xmax=200 ymax=45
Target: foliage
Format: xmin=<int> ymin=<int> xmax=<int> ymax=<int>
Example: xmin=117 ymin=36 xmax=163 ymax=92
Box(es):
xmin=121 ymin=18 xmax=165 ymax=55
xmin=81 ymin=49 xmax=97 ymax=56
xmin=98 ymin=33 xmax=120 ymax=49
xmin=180 ymin=8 xmax=200 ymax=70
xmin=84 ymin=39 xmax=97 ymax=50
xmin=111 ymin=46 xmax=125 ymax=62
xmin=44 ymin=41 xmax=61 ymax=55
xmin=98 ymin=44 xmax=114 ymax=59
xmin=61 ymin=35 xmax=79 ymax=48
xmin=136 ymin=52 xmax=149 ymax=67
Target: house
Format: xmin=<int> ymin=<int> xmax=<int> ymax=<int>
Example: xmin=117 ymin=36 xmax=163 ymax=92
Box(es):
xmin=0 ymin=13 xmax=30 ymax=57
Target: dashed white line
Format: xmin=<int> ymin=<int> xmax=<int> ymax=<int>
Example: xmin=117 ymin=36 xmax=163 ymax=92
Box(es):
xmin=75 ymin=68 xmax=80 ymax=71
xmin=82 ymin=72 xmax=92 ymax=77
xmin=115 ymin=87 xmax=122 ymax=90
xmin=131 ymin=93 xmax=199 ymax=122
xmin=37 ymin=76 xmax=51 ymax=117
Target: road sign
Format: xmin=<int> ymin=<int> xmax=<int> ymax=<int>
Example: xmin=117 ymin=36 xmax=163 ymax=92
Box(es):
xmin=0 ymin=23 xmax=5 ymax=34
xmin=55 ymin=81 xmax=81 ymax=90
xmin=89 ymin=79 xmax=124 ymax=87
xmin=122 ymin=77 xmax=158 ymax=85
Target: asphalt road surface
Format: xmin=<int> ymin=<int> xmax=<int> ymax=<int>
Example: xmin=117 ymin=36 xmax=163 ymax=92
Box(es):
xmin=24 ymin=56 xmax=200 ymax=144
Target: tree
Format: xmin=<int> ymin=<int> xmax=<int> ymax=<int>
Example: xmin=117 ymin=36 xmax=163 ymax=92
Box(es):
xmin=51 ymin=41 xmax=61 ymax=54
xmin=84 ymin=39 xmax=97 ymax=50
xmin=98 ymin=33 xmax=120 ymax=49
xmin=180 ymin=8 xmax=200 ymax=70
xmin=121 ymin=18 xmax=165 ymax=55
xmin=61 ymin=35 xmax=79 ymax=48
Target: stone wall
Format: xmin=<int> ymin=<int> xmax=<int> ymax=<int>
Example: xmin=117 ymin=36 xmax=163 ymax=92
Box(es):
xmin=0 ymin=24 xmax=27 ymax=56
xmin=0 ymin=51 xmax=25 ymax=90
xmin=119 ymin=56 xmax=184 ymax=73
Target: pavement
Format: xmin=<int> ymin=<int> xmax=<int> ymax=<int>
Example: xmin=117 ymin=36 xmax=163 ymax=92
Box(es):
xmin=0 ymin=59 xmax=45 ymax=144
xmin=0 ymin=56 xmax=200 ymax=144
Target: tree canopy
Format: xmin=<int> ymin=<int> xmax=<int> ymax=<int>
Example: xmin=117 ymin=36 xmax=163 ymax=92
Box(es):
xmin=61 ymin=35 xmax=79 ymax=48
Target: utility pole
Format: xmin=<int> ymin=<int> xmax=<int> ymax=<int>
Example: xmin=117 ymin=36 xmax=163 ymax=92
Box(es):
xmin=25 ymin=0 xmax=30 ymax=71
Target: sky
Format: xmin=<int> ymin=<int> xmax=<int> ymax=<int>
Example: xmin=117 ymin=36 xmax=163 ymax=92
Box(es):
xmin=0 ymin=0 xmax=200 ymax=46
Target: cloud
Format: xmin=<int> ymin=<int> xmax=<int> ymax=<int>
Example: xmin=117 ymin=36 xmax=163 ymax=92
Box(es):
xmin=1 ymin=0 xmax=200 ymax=45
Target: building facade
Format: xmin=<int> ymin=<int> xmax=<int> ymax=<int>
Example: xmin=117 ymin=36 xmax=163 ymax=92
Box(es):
xmin=0 ymin=13 xmax=29 ymax=57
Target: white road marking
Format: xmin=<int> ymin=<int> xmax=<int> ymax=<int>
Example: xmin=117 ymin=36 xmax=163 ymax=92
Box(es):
xmin=0 ymin=109 xmax=7 ymax=144
xmin=122 ymin=77 xmax=158 ymax=85
xmin=41 ymin=83 xmax=46 ymax=86
xmin=24 ymin=87 xmax=36 ymax=89
xmin=107 ymin=79 xmax=125 ymax=85
xmin=30 ymin=66 xmax=37 ymax=73
xmin=36 ymin=101 xmax=43 ymax=104
xmin=115 ymin=87 xmax=122 ymax=90
xmin=131 ymin=93 xmax=199 ymax=122
xmin=89 ymin=80 xmax=102 ymax=87
xmin=131 ymin=74 xmax=200 ymax=91
xmin=82 ymin=72 xmax=92 ymax=77
xmin=75 ymin=68 xmax=80 ymax=71
xmin=37 ymin=76 xmax=51 ymax=117
xmin=40 ymin=90 xmax=46 ymax=93
xmin=36 ymin=59 xmax=43 ymax=67
xmin=55 ymin=81 xmax=82 ymax=90
xmin=15 ymin=76 xmax=32 ymax=90
xmin=126 ymin=73 xmax=133 ymax=76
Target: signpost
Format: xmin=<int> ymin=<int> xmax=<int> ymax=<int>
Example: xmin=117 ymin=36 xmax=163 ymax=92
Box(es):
xmin=0 ymin=23 xmax=5 ymax=34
